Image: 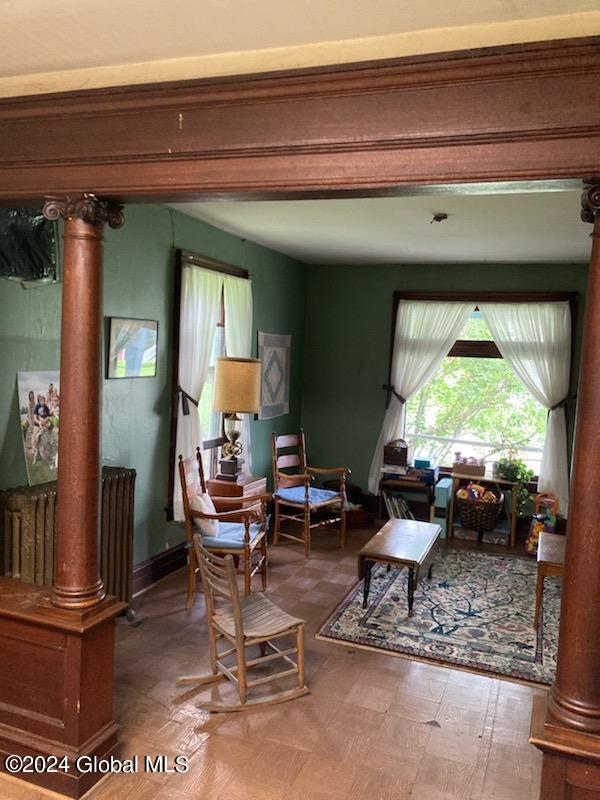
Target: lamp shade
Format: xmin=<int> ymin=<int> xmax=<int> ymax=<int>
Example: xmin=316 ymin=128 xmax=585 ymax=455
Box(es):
xmin=213 ymin=357 xmax=261 ymax=413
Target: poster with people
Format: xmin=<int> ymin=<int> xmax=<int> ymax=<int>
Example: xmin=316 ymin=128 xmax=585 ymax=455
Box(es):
xmin=17 ymin=371 xmax=60 ymax=485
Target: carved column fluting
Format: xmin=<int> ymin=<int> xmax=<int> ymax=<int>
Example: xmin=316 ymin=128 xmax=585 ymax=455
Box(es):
xmin=546 ymin=184 xmax=600 ymax=733
xmin=43 ymin=195 xmax=123 ymax=609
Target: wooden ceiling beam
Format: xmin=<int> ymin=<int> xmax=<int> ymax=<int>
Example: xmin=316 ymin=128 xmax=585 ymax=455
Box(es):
xmin=0 ymin=37 xmax=598 ymax=204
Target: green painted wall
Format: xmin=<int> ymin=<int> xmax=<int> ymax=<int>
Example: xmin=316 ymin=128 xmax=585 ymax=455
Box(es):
xmin=0 ymin=206 xmax=307 ymax=564
xmin=1 ymin=212 xmax=587 ymax=563
xmin=301 ymin=262 xmax=589 ymax=491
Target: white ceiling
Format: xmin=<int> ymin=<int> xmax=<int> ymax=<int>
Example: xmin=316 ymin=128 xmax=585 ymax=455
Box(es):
xmin=172 ymin=190 xmax=591 ymax=264
xmin=1 ymin=0 xmax=599 ymax=97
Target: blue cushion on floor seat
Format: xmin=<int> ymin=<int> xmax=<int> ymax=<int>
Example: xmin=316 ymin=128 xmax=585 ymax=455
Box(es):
xmin=201 ymin=521 xmax=263 ymax=549
xmin=275 ymin=486 xmax=342 ymax=506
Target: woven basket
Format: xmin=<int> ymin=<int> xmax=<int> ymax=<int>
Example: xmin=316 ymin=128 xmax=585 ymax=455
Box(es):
xmin=457 ymin=491 xmax=504 ymax=532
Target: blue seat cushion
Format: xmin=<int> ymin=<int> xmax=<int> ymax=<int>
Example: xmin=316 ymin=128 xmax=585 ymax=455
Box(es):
xmin=201 ymin=521 xmax=263 ymax=550
xmin=275 ymin=486 xmax=342 ymax=506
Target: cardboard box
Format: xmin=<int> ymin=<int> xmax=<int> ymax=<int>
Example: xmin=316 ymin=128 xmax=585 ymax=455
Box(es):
xmin=453 ymin=462 xmax=486 ymax=477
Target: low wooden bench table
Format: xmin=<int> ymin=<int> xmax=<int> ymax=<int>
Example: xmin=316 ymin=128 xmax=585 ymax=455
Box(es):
xmin=358 ymin=518 xmax=442 ymax=615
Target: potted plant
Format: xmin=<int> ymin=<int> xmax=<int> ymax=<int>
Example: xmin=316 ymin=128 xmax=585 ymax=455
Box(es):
xmin=495 ymin=455 xmax=534 ymax=516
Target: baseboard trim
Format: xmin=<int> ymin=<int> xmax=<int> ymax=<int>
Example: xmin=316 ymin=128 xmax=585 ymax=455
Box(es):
xmin=132 ymin=542 xmax=187 ymax=596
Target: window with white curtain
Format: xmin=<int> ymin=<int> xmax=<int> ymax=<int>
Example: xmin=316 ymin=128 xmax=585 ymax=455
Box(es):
xmin=405 ymin=311 xmax=547 ymax=473
xmin=369 ymin=292 xmax=574 ymax=514
xmin=169 ymin=250 xmax=253 ymax=519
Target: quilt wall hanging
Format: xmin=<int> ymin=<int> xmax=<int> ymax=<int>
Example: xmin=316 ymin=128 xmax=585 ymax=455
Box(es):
xmin=257 ymin=332 xmax=291 ymax=420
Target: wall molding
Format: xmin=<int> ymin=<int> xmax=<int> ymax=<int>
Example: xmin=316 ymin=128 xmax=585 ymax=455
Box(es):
xmin=0 ymin=37 xmax=599 ymax=202
xmin=132 ymin=542 xmax=187 ymax=597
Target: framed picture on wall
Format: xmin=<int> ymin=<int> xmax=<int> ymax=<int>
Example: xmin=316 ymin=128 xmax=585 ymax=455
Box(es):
xmin=257 ymin=331 xmax=291 ymax=419
xmin=17 ymin=370 xmax=60 ymax=485
xmin=107 ymin=317 xmax=158 ymax=378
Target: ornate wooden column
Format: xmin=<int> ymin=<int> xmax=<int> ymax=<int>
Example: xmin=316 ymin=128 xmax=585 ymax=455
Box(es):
xmin=0 ymin=195 xmax=126 ymax=799
xmin=44 ymin=195 xmax=123 ymax=608
xmin=531 ymin=183 xmax=600 ymax=798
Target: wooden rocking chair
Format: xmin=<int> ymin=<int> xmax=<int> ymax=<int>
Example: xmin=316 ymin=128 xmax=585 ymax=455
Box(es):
xmin=178 ymin=539 xmax=309 ymax=711
xmin=179 ymin=449 xmax=269 ymax=608
xmin=272 ymin=430 xmax=351 ymax=556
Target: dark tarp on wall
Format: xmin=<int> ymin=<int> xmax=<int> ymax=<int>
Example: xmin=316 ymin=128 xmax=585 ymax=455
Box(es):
xmin=0 ymin=208 xmax=56 ymax=282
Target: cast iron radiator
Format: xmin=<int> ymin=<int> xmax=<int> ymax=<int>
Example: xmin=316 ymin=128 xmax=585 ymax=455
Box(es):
xmin=0 ymin=466 xmax=136 ymax=610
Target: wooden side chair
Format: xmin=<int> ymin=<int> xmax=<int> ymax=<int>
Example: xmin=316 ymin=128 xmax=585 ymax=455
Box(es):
xmin=271 ymin=429 xmax=351 ymax=557
xmin=534 ymin=530 xmax=566 ymax=628
xmin=178 ymin=448 xmax=269 ymax=608
xmin=177 ymin=538 xmax=309 ymax=711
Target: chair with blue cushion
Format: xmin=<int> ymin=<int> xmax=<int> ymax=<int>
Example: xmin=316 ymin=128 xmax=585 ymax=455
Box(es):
xmin=178 ymin=449 xmax=269 ymax=607
xmin=271 ymin=430 xmax=350 ymax=557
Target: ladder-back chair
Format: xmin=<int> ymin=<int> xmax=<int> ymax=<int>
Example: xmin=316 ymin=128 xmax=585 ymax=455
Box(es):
xmin=271 ymin=429 xmax=351 ymax=556
xmin=177 ymin=538 xmax=309 ymax=711
xmin=178 ymin=449 xmax=269 ymax=608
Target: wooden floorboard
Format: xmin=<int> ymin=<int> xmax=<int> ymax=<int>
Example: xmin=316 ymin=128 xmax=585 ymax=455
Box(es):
xmin=0 ymin=527 xmax=545 ymax=799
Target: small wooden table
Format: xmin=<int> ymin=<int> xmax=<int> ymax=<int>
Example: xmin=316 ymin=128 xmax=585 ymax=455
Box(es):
xmin=358 ymin=519 xmax=441 ymax=615
xmin=207 ymin=474 xmax=267 ymax=512
xmin=535 ymin=531 xmax=566 ymax=628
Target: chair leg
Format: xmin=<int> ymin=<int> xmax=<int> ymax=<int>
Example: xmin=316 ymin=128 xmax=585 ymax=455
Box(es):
xmin=303 ymin=504 xmax=311 ymax=557
xmin=340 ymin=507 xmax=347 ymax=548
xmin=186 ymin=547 xmax=197 ymax=609
xmin=236 ymin=642 xmax=248 ymax=705
xmin=244 ymin=548 xmax=252 ymax=596
xmin=296 ymin=624 xmax=305 ymax=689
xmin=261 ymin=534 xmax=268 ymax=591
xmin=273 ymin=500 xmax=281 ymax=545
xmin=534 ymin=566 xmax=545 ymax=628
xmin=207 ymin=622 xmax=219 ymax=675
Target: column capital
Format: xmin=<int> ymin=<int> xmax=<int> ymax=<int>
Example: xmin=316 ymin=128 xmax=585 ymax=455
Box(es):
xmin=581 ymin=183 xmax=600 ymax=224
xmin=42 ymin=193 xmax=124 ymax=229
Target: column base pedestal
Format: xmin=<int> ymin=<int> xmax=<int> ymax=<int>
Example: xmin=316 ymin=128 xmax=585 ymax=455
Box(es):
xmin=0 ymin=576 xmax=125 ymax=798
xmin=531 ymin=694 xmax=600 ymax=799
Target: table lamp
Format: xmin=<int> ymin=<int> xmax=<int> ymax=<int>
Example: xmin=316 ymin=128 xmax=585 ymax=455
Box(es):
xmin=213 ymin=356 xmax=261 ymax=480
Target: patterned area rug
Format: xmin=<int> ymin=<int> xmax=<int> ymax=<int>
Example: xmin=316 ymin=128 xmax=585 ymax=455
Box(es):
xmin=317 ymin=548 xmax=560 ymax=685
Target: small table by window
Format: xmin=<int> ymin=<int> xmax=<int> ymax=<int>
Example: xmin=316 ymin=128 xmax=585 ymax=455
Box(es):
xmin=206 ymin=475 xmax=267 ymax=512
xmin=447 ymin=472 xmax=519 ymax=547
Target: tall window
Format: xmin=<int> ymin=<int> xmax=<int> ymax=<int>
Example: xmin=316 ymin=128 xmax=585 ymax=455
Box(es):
xmin=168 ymin=249 xmax=250 ymax=519
xmin=405 ymin=311 xmax=547 ymax=473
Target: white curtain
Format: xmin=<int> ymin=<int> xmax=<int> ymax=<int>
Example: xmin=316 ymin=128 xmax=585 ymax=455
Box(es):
xmin=368 ymin=301 xmax=473 ymax=494
xmin=173 ymin=266 xmax=224 ymax=520
xmin=480 ymin=302 xmax=571 ymax=516
xmin=223 ymin=275 xmax=254 ymax=472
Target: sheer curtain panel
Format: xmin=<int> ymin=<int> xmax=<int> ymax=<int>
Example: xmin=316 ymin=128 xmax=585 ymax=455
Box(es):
xmin=173 ymin=266 xmax=224 ymax=520
xmin=368 ymin=301 xmax=473 ymax=494
xmin=480 ymin=301 xmax=571 ymax=515
xmin=223 ymin=275 xmax=254 ymax=472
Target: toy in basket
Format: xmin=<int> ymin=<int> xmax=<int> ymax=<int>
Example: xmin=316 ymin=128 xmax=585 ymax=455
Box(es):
xmin=525 ymin=493 xmax=559 ymax=556
xmin=456 ymin=482 xmax=504 ymax=542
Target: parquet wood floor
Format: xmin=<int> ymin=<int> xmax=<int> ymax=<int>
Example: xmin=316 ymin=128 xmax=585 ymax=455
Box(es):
xmin=0 ymin=529 xmax=545 ymax=799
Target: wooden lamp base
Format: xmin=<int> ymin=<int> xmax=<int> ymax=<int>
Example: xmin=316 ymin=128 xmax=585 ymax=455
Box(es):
xmin=217 ymin=455 xmax=243 ymax=481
